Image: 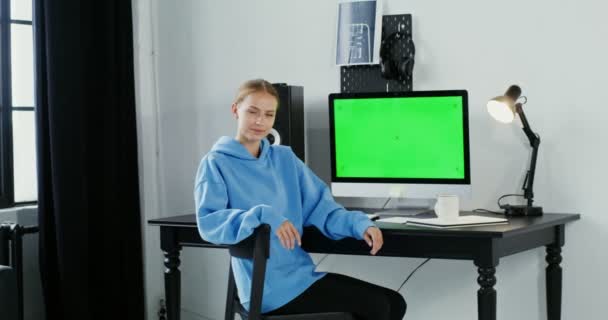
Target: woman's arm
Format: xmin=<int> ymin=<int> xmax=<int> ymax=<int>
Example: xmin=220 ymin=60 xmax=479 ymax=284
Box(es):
xmin=295 ymin=156 xmax=374 ymax=240
xmin=194 ymin=157 xmax=286 ymax=245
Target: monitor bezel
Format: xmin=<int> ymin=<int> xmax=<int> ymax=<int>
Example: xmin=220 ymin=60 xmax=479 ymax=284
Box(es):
xmin=328 ymin=90 xmax=471 ymax=185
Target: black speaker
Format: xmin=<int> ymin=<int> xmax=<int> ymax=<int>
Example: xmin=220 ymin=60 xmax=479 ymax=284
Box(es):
xmin=269 ymin=83 xmax=305 ymax=162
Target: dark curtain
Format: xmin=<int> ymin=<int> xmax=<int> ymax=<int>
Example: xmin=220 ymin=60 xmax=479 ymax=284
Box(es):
xmin=34 ymin=1 xmax=145 ymax=319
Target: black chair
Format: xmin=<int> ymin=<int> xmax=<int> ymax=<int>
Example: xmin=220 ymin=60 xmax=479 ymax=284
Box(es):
xmin=225 ymin=224 xmax=354 ymax=320
xmin=0 ymin=265 xmax=18 ymax=320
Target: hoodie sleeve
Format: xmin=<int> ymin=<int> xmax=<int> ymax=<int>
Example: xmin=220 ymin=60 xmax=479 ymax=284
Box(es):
xmin=194 ymin=156 xmax=287 ymax=245
xmin=295 ymin=156 xmax=374 ymax=240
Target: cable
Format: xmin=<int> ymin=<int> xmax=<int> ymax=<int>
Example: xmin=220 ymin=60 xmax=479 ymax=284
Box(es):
xmin=497 ymin=194 xmax=524 ymax=209
xmin=397 ymin=258 xmax=431 ymax=292
xmin=181 ymin=307 xmax=214 ymax=320
xmin=472 ymin=193 xmax=526 ymax=216
xmin=381 ymin=197 xmax=391 ymax=209
xmin=315 ymin=253 xmax=330 ymax=268
xmin=473 ymin=208 xmax=504 ymax=215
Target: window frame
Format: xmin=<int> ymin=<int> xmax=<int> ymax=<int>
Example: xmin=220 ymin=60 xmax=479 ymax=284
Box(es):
xmin=0 ymin=0 xmax=36 ymax=209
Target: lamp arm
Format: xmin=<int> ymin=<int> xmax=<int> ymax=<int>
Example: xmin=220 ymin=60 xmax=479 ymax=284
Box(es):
xmin=515 ymin=103 xmax=539 ymax=146
xmin=525 ymin=140 xmax=540 ymax=207
xmin=515 ymin=103 xmax=540 ymax=207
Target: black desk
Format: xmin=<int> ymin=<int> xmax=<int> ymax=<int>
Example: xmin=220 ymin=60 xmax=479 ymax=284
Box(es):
xmin=149 ymin=212 xmax=579 ymax=320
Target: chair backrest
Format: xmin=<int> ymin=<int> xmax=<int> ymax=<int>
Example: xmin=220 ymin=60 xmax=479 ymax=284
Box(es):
xmin=0 ymin=265 xmax=18 ymax=320
xmin=226 ymin=224 xmax=271 ymax=320
xmin=224 ymin=225 xmax=354 ymax=320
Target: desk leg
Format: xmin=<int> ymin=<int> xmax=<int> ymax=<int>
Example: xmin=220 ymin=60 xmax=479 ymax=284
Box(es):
xmin=164 ymin=249 xmax=181 ymax=320
xmin=546 ymin=245 xmax=562 ymax=320
xmin=476 ymin=266 xmax=496 ymax=320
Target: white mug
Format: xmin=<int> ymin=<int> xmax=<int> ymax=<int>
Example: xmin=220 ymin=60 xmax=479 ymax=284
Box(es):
xmin=434 ymin=194 xmax=459 ymax=221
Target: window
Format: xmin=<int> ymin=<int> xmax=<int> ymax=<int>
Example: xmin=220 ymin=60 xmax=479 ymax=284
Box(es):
xmin=0 ymin=0 xmax=36 ymax=208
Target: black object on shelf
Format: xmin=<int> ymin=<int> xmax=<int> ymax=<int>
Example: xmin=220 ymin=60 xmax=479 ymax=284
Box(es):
xmin=270 ymin=83 xmax=306 ymax=163
xmin=341 ymin=14 xmax=414 ymax=93
xmin=0 ymin=222 xmax=40 ymax=320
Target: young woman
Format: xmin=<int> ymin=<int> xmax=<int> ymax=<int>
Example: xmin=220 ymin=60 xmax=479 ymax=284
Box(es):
xmin=194 ymin=79 xmax=406 ymax=319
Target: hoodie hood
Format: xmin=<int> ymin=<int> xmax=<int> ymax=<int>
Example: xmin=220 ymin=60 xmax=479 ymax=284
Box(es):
xmin=210 ymin=136 xmax=270 ymax=161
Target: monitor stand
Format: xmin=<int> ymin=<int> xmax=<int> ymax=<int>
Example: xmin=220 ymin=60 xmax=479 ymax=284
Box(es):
xmin=375 ymin=198 xmax=435 ymax=217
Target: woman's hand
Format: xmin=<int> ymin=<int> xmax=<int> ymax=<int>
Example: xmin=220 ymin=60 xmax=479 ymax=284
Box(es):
xmin=275 ymin=221 xmax=301 ymax=250
xmin=363 ymin=226 xmax=383 ymax=255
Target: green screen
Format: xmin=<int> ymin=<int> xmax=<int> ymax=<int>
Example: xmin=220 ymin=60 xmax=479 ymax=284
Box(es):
xmin=333 ymin=96 xmax=465 ymax=179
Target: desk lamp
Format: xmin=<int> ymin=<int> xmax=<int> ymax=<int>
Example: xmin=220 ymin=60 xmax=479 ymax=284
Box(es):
xmin=487 ymin=85 xmax=543 ymax=216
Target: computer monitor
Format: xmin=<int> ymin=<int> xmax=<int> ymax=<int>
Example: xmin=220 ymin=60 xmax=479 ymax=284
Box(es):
xmin=328 ymin=90 xmax=471 ymax=209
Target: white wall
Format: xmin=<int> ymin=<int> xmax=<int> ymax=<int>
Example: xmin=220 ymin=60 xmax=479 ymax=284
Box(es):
xmin=134 ymin=0 xmax=608 ymax=319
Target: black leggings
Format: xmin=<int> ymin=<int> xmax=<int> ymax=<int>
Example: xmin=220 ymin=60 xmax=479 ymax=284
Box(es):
xmin=265 ymin=273 xmax=406 ymax=320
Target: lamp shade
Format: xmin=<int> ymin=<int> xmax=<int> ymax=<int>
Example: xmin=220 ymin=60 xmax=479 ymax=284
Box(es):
xmin=487 ymin=85 xmax=521 ymax=123
xmin=487 ymin=97 xmax=515 ymax=123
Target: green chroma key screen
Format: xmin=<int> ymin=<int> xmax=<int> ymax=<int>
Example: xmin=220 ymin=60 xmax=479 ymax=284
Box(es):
xmin=332 ymin=96 xmax=466 ymax=179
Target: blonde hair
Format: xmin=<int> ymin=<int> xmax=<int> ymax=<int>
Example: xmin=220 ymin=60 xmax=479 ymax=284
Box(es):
xmin=233 ymin=79 xmax=280 ymax=109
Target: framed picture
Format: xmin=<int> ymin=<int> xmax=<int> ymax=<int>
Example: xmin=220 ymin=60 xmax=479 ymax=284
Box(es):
xmin=336 ymin=0 xmax=383 ymax=66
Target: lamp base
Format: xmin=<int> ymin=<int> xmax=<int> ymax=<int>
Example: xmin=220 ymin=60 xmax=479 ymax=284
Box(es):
xmin=504 ymin=205 xmax=543 ymax=217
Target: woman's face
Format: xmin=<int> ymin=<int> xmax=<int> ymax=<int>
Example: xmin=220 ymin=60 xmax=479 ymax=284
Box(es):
xmin=232 ymin=91 xmax=278 ymax=144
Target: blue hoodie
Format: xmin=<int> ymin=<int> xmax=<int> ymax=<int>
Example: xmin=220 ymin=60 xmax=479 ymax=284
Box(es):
xmin=194 ymin=136 xmax=375 ymax=313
